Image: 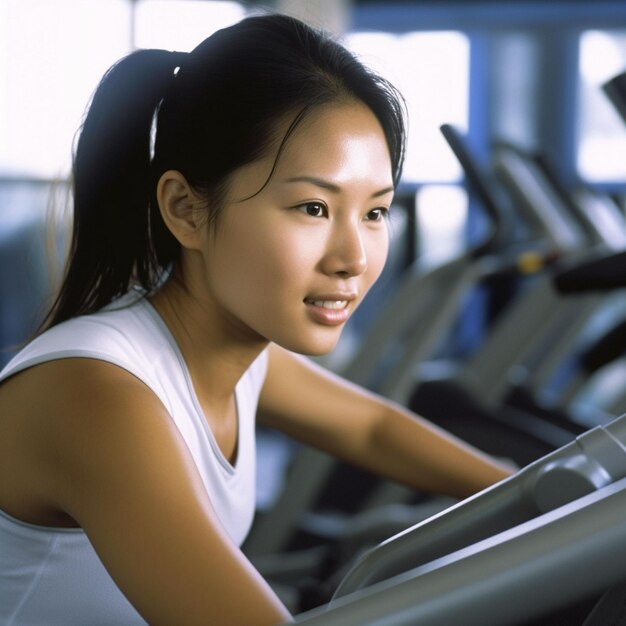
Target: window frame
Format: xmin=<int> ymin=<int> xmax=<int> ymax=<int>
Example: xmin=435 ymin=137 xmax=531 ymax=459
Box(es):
xmin=352 ymin=1 xmax=626 ymax=195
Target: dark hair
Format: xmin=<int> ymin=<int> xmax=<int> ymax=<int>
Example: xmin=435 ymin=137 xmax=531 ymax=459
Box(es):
xmin=42 ymin=13 xmax=406 ymax=329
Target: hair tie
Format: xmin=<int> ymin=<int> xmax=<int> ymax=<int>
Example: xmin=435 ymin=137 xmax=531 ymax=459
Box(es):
xmin=149 ymin=51 xmax=188 ymax=161
xmin=170 ymin=50 xmax=188 ymax=76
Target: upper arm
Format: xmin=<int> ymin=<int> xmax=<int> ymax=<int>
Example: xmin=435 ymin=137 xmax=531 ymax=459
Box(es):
xmin=259 ymin=344 xmax=387 ymax=459
xmin=25 ymin=359 xmax=290 ymax=626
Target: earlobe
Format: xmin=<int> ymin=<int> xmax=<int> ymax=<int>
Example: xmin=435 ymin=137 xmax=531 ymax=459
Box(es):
xmin=156 ymin=170 xmax=205 ymax=250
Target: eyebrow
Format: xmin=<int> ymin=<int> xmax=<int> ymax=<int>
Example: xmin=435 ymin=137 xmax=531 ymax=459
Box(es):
xmin=285 ymin=176 xmax=395 ymax=199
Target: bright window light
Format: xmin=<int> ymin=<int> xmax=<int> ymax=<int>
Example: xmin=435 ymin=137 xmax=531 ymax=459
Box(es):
xmin=0 ymin=0 xmax=132 ymax=179
xmin=415 ymin=184 xmax=469 ymax=264
xmin=580 ymin=30 xmax=625 ymax=87
xmin=578 ymin=30 xmax=626 ymax=182
xmin=135 ymin=0 xmax=246 ymax=52
xmin=345 ymin=31 xmax=470 ymax=183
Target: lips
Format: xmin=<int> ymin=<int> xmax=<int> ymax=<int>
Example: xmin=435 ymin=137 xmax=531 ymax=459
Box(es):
xmin=303 ymin=294 xmax=357 ymax=326
xmin=305 ymin=299 xmax=348 ymax=310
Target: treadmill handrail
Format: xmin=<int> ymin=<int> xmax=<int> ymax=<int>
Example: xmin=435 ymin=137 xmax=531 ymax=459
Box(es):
xmin=332 ymin=413 xmax=626 ymax=598
xmin=439 ymin=124 xmax=507 ymax=258
xmin=554 ymin=248 xmax=626 ymax=293
xmin=493 ymin=145 xmax=587 ymax=251
xmin=293 ymin=477 xmax=626 ymax=625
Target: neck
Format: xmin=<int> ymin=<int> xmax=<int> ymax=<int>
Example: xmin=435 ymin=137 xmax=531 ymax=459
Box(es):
xmin=149 ymin=272 xmax=268 ymax=410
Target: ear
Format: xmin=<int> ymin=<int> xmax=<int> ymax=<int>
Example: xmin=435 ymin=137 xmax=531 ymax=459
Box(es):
xmin=156 ymin=170 xmax=206 ymax=250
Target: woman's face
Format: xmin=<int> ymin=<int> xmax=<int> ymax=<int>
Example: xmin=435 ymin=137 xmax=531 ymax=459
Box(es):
xmin=199 ymin=101 xmax=395 ymax=355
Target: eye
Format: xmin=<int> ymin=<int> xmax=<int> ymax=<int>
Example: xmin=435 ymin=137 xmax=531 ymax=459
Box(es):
xmin=295 ymin=202 xmax=328 ymax=218
xmin=365 ymin=207 xmax=389 ymax=222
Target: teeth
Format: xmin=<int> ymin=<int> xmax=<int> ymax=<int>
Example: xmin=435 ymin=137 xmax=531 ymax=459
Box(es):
xmin=310 ymin=300 xmax=348 ymax=309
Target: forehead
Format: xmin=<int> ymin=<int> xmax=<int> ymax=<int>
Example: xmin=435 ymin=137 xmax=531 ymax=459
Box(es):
xmin=225 ymin=101 xmax=394 ymax=203
xmin=274 ymin=102 xmax=393 ymax=183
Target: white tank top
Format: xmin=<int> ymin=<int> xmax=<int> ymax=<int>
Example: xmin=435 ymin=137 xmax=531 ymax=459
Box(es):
xmin=0 ymin=294 xmax=267 ymax=625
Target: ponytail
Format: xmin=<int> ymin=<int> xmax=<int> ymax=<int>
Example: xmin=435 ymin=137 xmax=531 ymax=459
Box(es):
xmin=42 ymin=49 xmax=185 ymax=330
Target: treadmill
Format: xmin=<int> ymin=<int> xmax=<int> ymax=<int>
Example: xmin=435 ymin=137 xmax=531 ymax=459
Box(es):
xmin=293 ymin=412 xmax=626 ymax=625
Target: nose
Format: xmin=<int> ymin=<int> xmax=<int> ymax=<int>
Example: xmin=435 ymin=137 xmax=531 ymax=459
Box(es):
xmin=321 ymin=219 xmax=368 ymax=278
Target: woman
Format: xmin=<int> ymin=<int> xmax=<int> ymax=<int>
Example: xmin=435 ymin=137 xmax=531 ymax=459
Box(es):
xmin=0 ymin=13 xmax=512 ymax=626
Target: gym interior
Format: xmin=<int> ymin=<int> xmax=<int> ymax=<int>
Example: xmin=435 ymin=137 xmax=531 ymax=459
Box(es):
xmin=2 ymin=1 xmax=626 ymax=624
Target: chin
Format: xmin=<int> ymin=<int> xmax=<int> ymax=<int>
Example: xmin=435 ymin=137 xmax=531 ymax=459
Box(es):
xmin=281 ymin=332 xmax=342 ymax=357
xmin=300 ymin=345 xmax=336 ymax=357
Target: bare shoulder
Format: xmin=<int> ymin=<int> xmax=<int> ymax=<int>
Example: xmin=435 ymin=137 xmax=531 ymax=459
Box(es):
xmin=0 ymin=356 xmax=168 ymax=449
xmin=0 ymin=357 xmax=169 ymax=525
xmin=0 ymin=357 xmax=291 ymax=624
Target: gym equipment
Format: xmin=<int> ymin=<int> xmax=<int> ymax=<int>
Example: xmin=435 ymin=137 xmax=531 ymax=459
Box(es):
xmin=409 ymin=125 xmax=626 ymax=466
xmin=293 ymin=413 xmax=626 ymax=625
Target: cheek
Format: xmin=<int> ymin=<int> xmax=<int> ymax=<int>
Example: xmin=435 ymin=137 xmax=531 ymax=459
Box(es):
xmin=207 ymin=219 xmax=312 ymax=311
xmin=365 ymin=232 xmax=390 ymax=287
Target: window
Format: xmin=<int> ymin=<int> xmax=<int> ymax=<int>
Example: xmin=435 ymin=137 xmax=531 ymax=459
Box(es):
xmin=0 ymin=0 xmax=246 ymax=179
xmin=578 ymin=30 xmax=626 ymax=183
xmin=0 ymin=0 xmax=132 ymax=178
xmin=134 ymin=0 xmax=246 ymax=51
xmin=345 ymin=30 xmax=470 ymax=184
